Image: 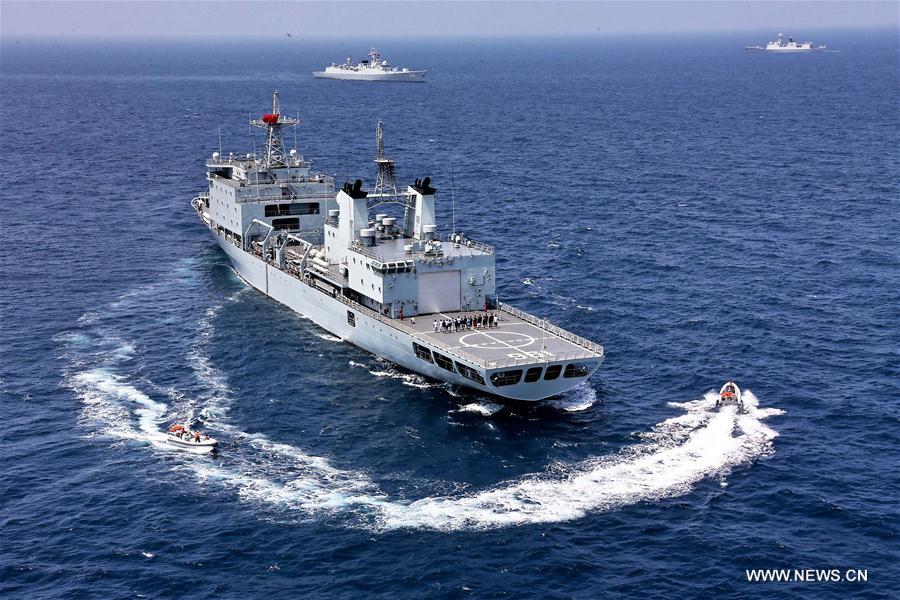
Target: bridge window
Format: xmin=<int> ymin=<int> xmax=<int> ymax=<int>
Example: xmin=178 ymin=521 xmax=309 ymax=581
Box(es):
xmin=544 ymin=364 xmax=562 ymax=380
xmin=432 ymin=351 xmax=454 ymax=372
xmin=490 ymin=370 xmax=522 ymax=387
xmin=524 ymin=367 xmax=543 ymax=383
xmin=564 ymin=363 xmax=592 ymax=378
xmin=455 ymin=362 xmax=485 ymax=384
xmin=347 ymin=311 xmax=356 ymax=327
xmin=272 ymin=217 xmax=299 ymax=230
xmin=265 ymin=202 xmax=320 ymax=217
xmin=413 ymin=343 xmax=433 ymax=363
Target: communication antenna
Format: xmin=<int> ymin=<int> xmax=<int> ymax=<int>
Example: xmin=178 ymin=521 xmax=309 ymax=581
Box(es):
xmin=218 ymin=127 xmax=223 ymax=156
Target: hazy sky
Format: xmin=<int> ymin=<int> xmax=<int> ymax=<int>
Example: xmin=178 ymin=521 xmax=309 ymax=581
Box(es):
xmin=1 ymin=1 xmax=897 ymax=39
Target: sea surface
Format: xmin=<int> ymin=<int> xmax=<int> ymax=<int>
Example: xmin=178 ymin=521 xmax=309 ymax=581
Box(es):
xmin=1 ymin=31 xmax=898 ymax=598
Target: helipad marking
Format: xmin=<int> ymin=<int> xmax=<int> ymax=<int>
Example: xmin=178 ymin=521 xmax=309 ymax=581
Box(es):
xmin=458 ymin=330 xmax=537 ymax=352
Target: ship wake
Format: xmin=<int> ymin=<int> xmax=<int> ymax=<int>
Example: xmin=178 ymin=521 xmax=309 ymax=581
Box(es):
xmin=62 ymin=276 xmax=784 ymax=532
xmin=69 ymin=333 xmax=783 ymax=530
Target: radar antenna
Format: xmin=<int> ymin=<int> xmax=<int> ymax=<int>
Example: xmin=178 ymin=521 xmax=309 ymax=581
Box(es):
xmin=250 ymin=91 xmax=299 ymax=169
xmin=373 ymin=120 xmax=399 ymax=201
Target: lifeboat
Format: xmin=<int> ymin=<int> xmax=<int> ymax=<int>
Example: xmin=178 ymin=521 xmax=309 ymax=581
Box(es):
xmin=166 ymin=423 xmax=218 ymax=453
xmin=717 ymin=381 xmax=744 ymax=411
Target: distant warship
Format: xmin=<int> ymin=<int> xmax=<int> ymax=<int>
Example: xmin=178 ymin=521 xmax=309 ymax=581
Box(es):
xmin=313 ymin=48 xmax=426 ymax=81
xmin=191 ymin=92 xmax=603 ymax=401
xmin=746 ymin=33 xmax=826 ymax=52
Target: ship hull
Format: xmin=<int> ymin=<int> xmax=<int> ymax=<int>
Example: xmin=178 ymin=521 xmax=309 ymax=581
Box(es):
xmin=313 ymin=70 xmax=426 ymax=82
xmin=745 ymin=46 xmax=825 ymax=52
xmin=211 ymin=235 xmax=599 ymax=402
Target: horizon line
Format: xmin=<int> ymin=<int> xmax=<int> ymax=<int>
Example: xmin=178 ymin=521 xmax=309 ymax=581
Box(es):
xmin=3 ymin=24 xmax=899 ymax=43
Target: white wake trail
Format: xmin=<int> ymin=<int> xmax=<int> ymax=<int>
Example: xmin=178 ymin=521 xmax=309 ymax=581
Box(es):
xmin=67 ymin=281 xmax=784 ymax=532
xmin=374 ymin=390 xmax=783 ymax=530
xmin=72 ymin=369 xmax=169 ymax=444
xmin=72 ymin=339 xmax=785 ymax=531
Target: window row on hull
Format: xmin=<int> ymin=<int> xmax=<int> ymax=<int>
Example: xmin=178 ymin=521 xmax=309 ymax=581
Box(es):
xmin=412 ymin=344 xmax=592 ymax=388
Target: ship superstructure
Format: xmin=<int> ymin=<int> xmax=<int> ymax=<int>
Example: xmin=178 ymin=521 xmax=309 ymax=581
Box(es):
xmin=313 ymin=48 xmax=426 ymax=82
xmin=746 ymin=33 xmax=826 ymax=52
xmin=192 ymin=93 xmax=603 ymax=401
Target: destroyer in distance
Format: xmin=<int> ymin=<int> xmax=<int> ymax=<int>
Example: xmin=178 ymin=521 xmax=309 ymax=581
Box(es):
xmin=192 ymin=93 xmax=604 ymax=401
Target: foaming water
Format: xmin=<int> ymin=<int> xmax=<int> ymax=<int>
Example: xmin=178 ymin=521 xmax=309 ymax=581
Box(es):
xmin=60 ymin=275 xmax=786 ymax=533
xmin=349 ymin=358 xmax=438 ymax=389
xmin=455 ymin=401 xmax=504 ymax=416
xmin=68 ymin=323 xmax=782 ymax=532
xmin=545 ymin=384 xmax=599 ymax=412
xmin=186 ymin=288 xmax=249 ymax=421
xmin=187 ymin=386 xmax=782 ymax=531
xmin=375 ymin=391 xmax=781 ymax=530
xmin=314 ymin=332 xmax=343 ymax=342
xmin=71 ymin=368 xmax=168 ymax=443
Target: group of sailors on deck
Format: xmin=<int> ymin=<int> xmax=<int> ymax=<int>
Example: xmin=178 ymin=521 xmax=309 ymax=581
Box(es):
xmin=434 ymin=313 xmax=498 ymax=334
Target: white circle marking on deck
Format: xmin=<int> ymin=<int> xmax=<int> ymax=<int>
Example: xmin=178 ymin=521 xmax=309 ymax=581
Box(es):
xmin=458 ymin=330 xmax=537 ymax=350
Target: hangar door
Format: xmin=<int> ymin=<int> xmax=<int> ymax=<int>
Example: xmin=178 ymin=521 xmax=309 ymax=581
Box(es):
xmin=417 ymin=271 xmax=461 ymax=314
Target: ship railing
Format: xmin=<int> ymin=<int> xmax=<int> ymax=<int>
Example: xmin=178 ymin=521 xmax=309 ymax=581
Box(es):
xmin=442 ymin=233 xmax=494 ymax=255
xmin=348 ymin=240 xmax=490 ymax=265
xmin=347 ymin=242 xmax=379 ymax=261
xmin=207 ymin=172 xmax=335 ymax=192
xmin=347 ymin=242 xmax=430 ymax=265
xmin=480 ymin=348 xmax=603 ymax=369
xmin=233 ymin=191 xmax=336 ymax=205
xmin=499 ymin=303 xmax=604 ymax=357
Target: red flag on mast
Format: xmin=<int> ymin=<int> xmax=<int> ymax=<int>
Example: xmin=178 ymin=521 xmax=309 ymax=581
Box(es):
xmin=262 ymin=113 xmax=279 ymax=125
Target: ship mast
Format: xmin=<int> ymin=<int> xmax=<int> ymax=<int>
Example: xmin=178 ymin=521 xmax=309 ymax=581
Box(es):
xmin=250 ymin=91 xmax=299 ymax=168
xmin=373 ymin=120 xmax=399 ymax=200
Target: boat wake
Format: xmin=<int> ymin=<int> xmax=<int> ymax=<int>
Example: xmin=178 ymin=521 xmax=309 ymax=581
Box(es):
xmin=454 ymin=401 xmax=504 ymax=416
xmin=545 ymin=383 xmax=598 ymax=412
xmin=69 ymin=337 xmax=783 ymax=530
xmin=62 ymin=273 xmax=785 ymax=532
xmin=348 ymin=358 xmax=438 ymax=389
xmin=373 ymin=391 xmax=781 ymax=530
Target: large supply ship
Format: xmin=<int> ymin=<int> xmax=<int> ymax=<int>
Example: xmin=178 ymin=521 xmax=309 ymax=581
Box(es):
xmin=191 ymin=93 xmax=603 ymax=401
xmin=746 ymin=33 xmax=826 ymax=52
xmin=313 ymin=48 xmax=426 ymax=82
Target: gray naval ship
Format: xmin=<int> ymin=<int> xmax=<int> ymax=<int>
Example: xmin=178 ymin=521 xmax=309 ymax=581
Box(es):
xmin=192 ymin=92 xmax=603 ymax=401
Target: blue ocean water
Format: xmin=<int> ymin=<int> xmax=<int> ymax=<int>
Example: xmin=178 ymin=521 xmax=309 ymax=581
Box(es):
xmin=1 ymin=32 xmax=899 ymax=598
